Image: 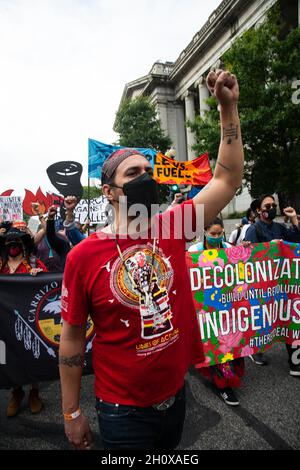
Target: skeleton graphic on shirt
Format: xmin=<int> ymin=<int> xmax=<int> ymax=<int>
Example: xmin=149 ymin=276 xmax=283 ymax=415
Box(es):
xmin=124 ymin=251 xmax=173 ymax=339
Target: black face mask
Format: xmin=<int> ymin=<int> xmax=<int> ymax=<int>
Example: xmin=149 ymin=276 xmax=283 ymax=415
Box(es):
xmin=263 ymin=208 xmax=276 ymax=220
xmin=112 ymin=173 xmax=159 ymax=214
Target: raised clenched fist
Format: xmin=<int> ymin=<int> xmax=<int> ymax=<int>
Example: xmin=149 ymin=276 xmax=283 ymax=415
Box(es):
xmin=206 ymin=69 xmax=239 ymax=108
xmin=283 ymin=207 xmax=297 ymax=219
xmin=48 ymin=205 xmax=57 ymax=220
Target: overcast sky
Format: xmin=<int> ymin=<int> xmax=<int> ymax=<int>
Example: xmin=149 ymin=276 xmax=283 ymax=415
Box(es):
xmin=0 ymin=0 xmax=221 ymax=196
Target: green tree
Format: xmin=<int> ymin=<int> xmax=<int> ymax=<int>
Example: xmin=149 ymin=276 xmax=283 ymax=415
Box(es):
xmin=82 ymin=185 xmax=102 ymax=200
xmin=114 ymin=96 xmax=172 ymax=153
xmin=188 ymin=5 xmax=300 ymax=210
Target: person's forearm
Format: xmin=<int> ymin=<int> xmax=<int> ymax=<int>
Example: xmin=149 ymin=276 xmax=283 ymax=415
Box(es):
xmin=214 ymin=105 xmax=244 ymax=190
xmin=34 ymin=228 xmax=46 ymax=246
xmin=46 ymin=219 xmax=65 ymax=254
xmin=291 ymin=215 xmax=299 ymax=228
xmin=59 ymin=327 xmax=86 ymax=414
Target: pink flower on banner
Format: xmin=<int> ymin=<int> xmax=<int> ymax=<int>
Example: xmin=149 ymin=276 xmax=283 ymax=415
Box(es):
xmin=225 ymin=245 xmax=252 ymax=264
xmin=219 ymin=329 xmax=244 ymax=354
xmin=241 ymin=345 xmax=255 ymax=356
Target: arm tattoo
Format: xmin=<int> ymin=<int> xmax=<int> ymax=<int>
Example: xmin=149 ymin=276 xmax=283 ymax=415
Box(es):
xmin=59 ymin=353 xmax=84 ymax=368
xmin=217 ymin=161 xmax=230 ymax=171
xmin=222 ymin=123 xmax=239 ymax=144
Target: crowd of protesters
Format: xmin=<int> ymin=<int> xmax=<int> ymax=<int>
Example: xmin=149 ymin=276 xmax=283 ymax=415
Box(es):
xmin=1 ymin=69 xmax=300 ymax=451
xmin=1 ymin=187 xmax=300 ymax=436
xmin=0 ymin=196 xmax=89 ymax=417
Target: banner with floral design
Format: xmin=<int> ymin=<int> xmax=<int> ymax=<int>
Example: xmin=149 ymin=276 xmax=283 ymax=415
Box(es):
xmin=187 ymin=241 xmax=300 ymax=367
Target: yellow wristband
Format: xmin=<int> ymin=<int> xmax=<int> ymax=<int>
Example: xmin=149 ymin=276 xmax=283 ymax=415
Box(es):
xmin=63 ymin=408 xmax=81 ymax=421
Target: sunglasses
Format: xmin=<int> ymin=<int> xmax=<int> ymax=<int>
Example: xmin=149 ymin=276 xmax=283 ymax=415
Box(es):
xmin=263 ymin=203 xmax=277 ymax=210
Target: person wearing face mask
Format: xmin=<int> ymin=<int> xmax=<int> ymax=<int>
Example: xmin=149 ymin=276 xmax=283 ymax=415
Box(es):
xmin=0 ymin=227 xmax=47 ymax=275
xmin=189 ymin=219 xmax=244 ymax=406
xmin=244 ymin=195 xmax=300 ymax=374
xmin=0 ymin=227 xmax=48 ymax=417
xmin=58 ymin=69 xmax=245 ymax=450
xmin=244 ymin=195 xmax=300 ymax=245
xmin=188 ymin=217 xmax=230 ymax=252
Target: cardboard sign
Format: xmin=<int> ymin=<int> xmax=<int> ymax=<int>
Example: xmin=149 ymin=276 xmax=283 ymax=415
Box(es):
xmin=74 ymin=196 xmax=108 ymax=225
xmin=0 ymin=196 xmax=23 ymax=222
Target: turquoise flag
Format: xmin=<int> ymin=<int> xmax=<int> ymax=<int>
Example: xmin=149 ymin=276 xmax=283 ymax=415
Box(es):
xmin=88 ymin=139 xmax=157 ymax=179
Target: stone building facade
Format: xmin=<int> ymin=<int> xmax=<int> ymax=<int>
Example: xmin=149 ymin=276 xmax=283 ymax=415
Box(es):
xmin=116 ymin=0 xmax=300 ymax=216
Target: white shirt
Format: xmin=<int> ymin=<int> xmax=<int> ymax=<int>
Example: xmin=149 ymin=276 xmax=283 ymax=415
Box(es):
xmin=229 ymin=224 xmax=250 ymax=246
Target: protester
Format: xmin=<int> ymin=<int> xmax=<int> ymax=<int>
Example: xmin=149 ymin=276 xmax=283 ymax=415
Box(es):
xmin=0 ymin=227 xmax=46 ymax=275
xmin=188 ymin=217 xmax=229 ymax=252
xmin=245 ymin=195 xmax=300 ymax=245
xmin=229 ymin=207 xmax=255 ymax=246
xmin=58 ymin=69 xmax=244 ymax=450
xmin=62 ymin=196 xmax=86 ymax=246
xmin=29 ymin=202 xmax=67 ymax=272
xmin=244 ymin=194 xmax=300 ymax=373
xmin=0 ymin=226 xmax=47 ymax=417
xmin=45 ymin=206 xmax=71 ymax=270
xmin=188 ymin=218 xmax=244 ymax=406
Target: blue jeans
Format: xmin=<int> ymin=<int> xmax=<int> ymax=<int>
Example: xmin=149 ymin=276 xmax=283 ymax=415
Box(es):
xmin=95 ymin=385 xmax=186 ymax=450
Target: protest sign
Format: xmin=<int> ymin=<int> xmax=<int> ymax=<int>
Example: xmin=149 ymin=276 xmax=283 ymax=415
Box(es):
xmin=0 ymin=196 xmax=23 ymax=222
xmin=74 ymin=196 xmax=108 ymax=225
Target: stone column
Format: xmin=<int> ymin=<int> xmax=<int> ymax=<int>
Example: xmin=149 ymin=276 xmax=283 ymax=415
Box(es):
xmin=183 ymin=91 xmax=196 ymax=160
xmin=298 ymin=0 xmax=300 ymax=25
xmin=157 ymin=101 xmax=168 ymax=134
xmin=197 ymin=76 xmax=210 ymax=118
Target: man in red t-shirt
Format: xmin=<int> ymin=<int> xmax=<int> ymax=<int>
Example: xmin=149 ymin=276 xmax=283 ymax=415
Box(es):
xmin=59 ymin=70 xmax=244 ymax=450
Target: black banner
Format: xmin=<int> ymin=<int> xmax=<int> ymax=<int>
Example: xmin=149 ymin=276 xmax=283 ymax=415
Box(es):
xmin=0 ymin=273 xmax=94 ymax=388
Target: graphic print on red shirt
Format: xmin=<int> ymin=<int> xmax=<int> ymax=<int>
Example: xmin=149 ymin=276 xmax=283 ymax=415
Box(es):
xmin=110 ymin=242 xmax=177 ymax=353
xmin=61 ymin=200 xmax=204 ymax=407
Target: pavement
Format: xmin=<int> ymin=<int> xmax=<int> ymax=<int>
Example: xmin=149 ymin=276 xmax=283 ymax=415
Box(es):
xmin=0 ymin=342 xmax=299 ymax=451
